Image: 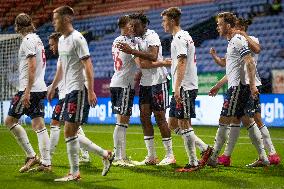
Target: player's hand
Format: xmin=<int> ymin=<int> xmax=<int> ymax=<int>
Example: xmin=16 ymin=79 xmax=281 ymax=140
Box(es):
xmin=116 ymin=42 xmax=133 ymax=54
xmin=209 ymin=84 xmax=220 ymax=96
xmin=47 ymin=86 xmax=55 ymax=102
xmin=250 ymin=85 xmax=259 ymax=99
xmin=22 ymin=90 xmax=31 ymax=108
xmin=88 ymin=91 xmax=97 ymax=107
xmin=209 ymin=48 xmax=216 ymax=55
xmin=174 ymin=88 xmax=182 ymax=104
xmin=163 ymin=58 xmax=172 ymax=67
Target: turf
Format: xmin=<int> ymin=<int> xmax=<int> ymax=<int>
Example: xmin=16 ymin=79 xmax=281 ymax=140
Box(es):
xmin=0 ymin=125 xmax=283 ymax=189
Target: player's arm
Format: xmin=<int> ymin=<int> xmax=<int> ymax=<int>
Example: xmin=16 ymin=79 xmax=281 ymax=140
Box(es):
xmin=243 ymin=53 xmax=258 ymax=98
xmin=234 ymin=31 xmax=261 ymax=54
xmin=209 ymin=75 xmax=228 ymax=96
xmin=81 ymin=57 xmax=97 ymax=107
xmin=117 ymin=42 xmax=159 ymax=61
xmin=209 ymin=48 xmax=226 ymax=67
xmin=174 ymin=55 xmax=187 ymax=103
xmin=136 ymin=58 xmax=171 ymax=69
xmin=47 ymin=61 xmax=63 ymax=101
xmin=23 ymin=55 xmax=36 ymax=107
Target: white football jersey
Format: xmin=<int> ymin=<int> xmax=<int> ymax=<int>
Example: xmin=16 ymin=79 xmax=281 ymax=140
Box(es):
xmin=18 ymin=33 xmax=47 ymax=92
xmin=58 ymin=30 xmax=90 ymax=94
xmin=171 ymin=30 xmax=198 ymax=92
xmin=110 ymin=35 xmax=137 ymax=88
xmin=226 ymin=34 xmax=251 ymax=88
xmin=241 ymin=36 xmax=262 ymax=86
xmin=137 ymin=29 xmax=168 ymax=86
xmin=56 ymin=60 xmax=66 ymax=99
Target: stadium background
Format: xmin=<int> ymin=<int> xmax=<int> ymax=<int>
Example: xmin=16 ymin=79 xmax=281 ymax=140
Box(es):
xmin=0 ymin=0 xmax=283 ymax=126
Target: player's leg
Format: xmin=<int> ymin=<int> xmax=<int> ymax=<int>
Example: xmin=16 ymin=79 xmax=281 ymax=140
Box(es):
xmin=49 ymin=99 xmax=64 ymax=158
xmin=254 ymin=104 xmax=280 ymax=165
xmin=28 ymin=92 xmax=51 ymax=172
xmin=5 ymin=92 xmax=40 ymax=172
xmin=152 ymin=81 xmax=175 ymax=165
xmin=218 ymin=117 xmax=241 ymax=166
xmin=137 ymin=86 xmax=158 ymax=165
xmin=110 ymin=87 xmax=133 ymax=165
xmin=242 ymin=116 xmax=269 ymax=167
xmin=239 ymin=86 xmax=269 ymax=167
xmin=77 ymin=126 xmax=90 ymax=163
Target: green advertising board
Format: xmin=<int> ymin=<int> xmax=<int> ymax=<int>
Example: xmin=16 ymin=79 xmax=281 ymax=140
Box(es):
xmin=198 ymin=72 xmax=227 ymax=95
xmin=168 ymin=72 xmax=227 ymax=95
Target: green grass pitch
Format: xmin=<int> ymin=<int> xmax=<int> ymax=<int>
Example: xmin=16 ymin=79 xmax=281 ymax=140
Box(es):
xmin=0 ymin=125 xmax=283 ymax=189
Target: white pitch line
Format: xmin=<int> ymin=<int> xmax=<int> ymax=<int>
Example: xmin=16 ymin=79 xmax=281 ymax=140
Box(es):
xmin=1 ymin=127 xmax=284 ymax=141
xmin=0 ymin=142 xmax=283 ymax=158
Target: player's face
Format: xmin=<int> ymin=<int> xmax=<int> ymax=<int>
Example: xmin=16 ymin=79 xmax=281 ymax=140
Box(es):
xmin=49 ymin=38 xmax=58 ymax=55
xmin=53 ymin=13 xmax=63 ymax=32
xmin=130 ymin=19 xmax=145 ymax=37
xmin=125 ymin=22 xmax=133 ymax=36
xmin=217 ymin=18 xmax=228 ymax=37
xmin=162 ymin=15 xmax=172 ymax=33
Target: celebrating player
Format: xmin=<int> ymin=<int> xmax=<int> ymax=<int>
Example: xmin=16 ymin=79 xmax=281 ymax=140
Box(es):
xmin=48 ymin=6 xmax=114 ymax=181
xmin=117 ymin=13 xmax=175 ymax=166
xmin=4 ymin=13 xmax=51 ymax=172
xmin=207 ymin=12 xmax=269 ymax=167
xmin=161 ymin=7 xmax=213 ymax=172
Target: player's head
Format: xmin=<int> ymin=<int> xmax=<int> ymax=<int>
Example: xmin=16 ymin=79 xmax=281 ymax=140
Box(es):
xmin=129 ymin=13 xmax=150 ymax=37
xmin=14 ymin=13 xmax=35 ymax=34
xmin=53 ymin=6 xmax=74 ymax=32
xmin=48 ymin=32 xmax=61 ymax=55
xmin=235 ymin=18 xmax=251 ymax=32
xmin=118 ymin=15 xmax=131 ymax=35
xmin=216 ymin=12 xmax=237 ymax=37
xmin=161 ymin=7 xmax=181 ymax=33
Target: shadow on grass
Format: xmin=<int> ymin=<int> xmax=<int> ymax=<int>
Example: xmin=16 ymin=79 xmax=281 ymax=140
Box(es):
xmin=14 ymin=172 xmax=121 ymax=189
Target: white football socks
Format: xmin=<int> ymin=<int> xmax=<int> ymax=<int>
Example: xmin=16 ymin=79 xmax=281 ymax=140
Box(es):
xmin=224 ymin=124 xmax=240 ymax=156
xmin=211 ymin=124 xmax=229 ymax=161
xmin=50 ymin=125 xmax=60 ymax=157
xmin=77 ymin=126 xmax=90 ymax=158
xmin=78 ymin=134 xmax=108 ymax=158
xmin=181 ymin=128 xmax=198 ymax=166
xmin=66 ymin=136 xmax=80 ymax=175
xmin=113 ymin=123 xmax=127 ymax=160
xmin=259 ymin=125 xmax=276 ymax=155
xmin=162 ymin=137 xmax=174 ymax=157
xmin=248 ymin=123 xmax=268 ymax=161
xmin=10 ymin=123 xmax=36 ymax=158
xmin=144 ymin=136 xmax=156 ymax=158
xmin=36 ymin=128 xmax=51 ymax=166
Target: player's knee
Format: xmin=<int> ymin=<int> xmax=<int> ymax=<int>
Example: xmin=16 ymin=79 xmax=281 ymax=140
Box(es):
xmin=154 ymin=114 xmax=166 ymax=127
xmin=4 ymin=116 xmax=17 ymax=128
xmin=51 ymin=119 xmax=60 ymax=126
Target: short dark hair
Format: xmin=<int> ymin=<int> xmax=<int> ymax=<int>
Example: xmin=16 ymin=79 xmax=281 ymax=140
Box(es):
xmin=53 ymin=6 xmax=74 ymax=17
xmin=118 ymin=15 xmax=130 ymax=29
xmin=161 ymin=7 xmax=181 ymax=25
xmin=129 ymin=13 xmax=150 ymax=25
xmin=217 ymin=12 xmax=237 ymax=28
xmin=236 ymin=17 xmax=252 ymax=31
xmin=49 ymin=32 xmax=61 ymax=41
xmin=15 ymin=13 xmax=35 ymax=33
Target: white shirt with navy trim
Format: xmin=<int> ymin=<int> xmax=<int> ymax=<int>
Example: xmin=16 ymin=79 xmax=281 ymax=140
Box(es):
xmin=242 ymin=36 xmax=262 ymax=86
xmin=110 ymin=35 xmax=137 ymax=88
xmin=170 ymin=30 xmax=198 ymax=92
xmin=18 ymin=33 xmax=47 ymax=92
xmin=136 ymin=29 xmax=168 ymax=86
xmin=226 ymin=34 xmax=251 ymax=88
xmin=58 ymin=30 xmax=90 ymax=93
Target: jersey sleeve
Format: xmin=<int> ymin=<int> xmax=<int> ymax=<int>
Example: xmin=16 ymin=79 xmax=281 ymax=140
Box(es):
xmin=234 ymin=35 xmax=251 ymax=58
xmin=175 ymin=35 xmax=188 ymax=58
xmin=147 ymin=32 xmax=161 ymax=47
xmin=74 ymin=34 xmax=90 ymax=60
xmin=22 ymin=38 xmax=36 ymax=58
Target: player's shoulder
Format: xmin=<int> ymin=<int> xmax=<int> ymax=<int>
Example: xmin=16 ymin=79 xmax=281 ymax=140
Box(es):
xmin=72 ymin=30 xmax=86 ymax=41
xmin=23 ymin=33 xmax=37 ymax=43
xmin=145 ymin=29 xmax=159 ymax=38
xmin=113 ymin=35 xmax=125 ymax=43
xmin=232 ymin=34 xmax=246 ymax=42
xmin=249 ymin=35 xmax=259 ymax=43
xmin=174 ymin=30 xmax=192 ymax=42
